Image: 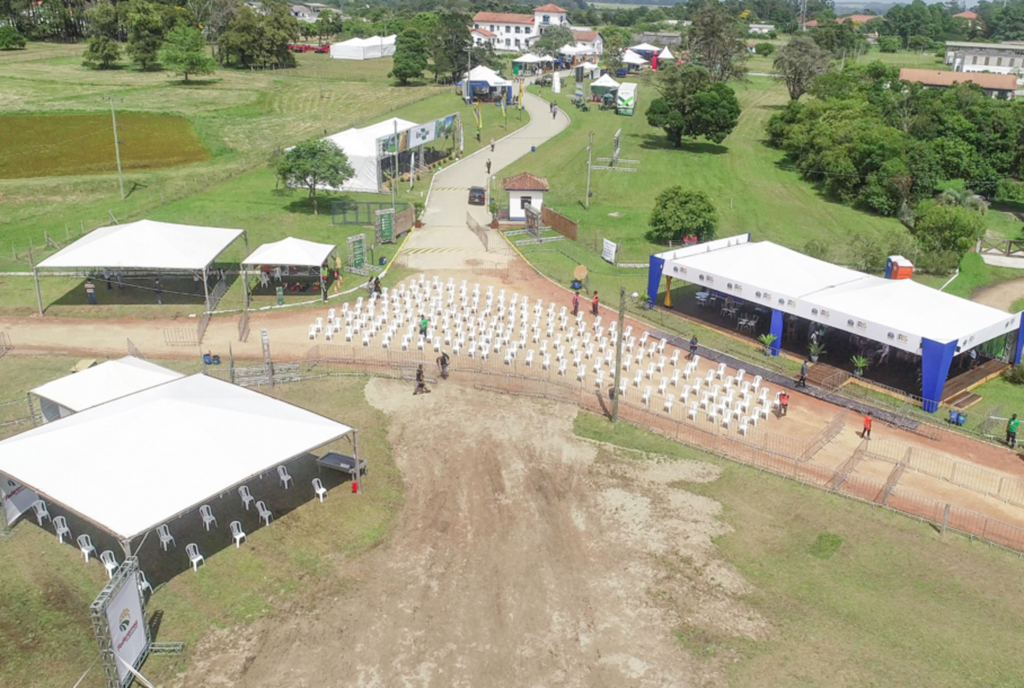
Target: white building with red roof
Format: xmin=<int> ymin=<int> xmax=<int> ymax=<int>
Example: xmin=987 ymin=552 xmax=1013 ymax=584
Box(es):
xmin=473 ymin=4 xmax=597 ymax=53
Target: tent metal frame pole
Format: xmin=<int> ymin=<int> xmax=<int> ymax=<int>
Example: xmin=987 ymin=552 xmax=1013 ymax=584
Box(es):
xmin=242 ymin=231 xmax=250 ymax=311
xmin=352 ymin=430 xmax=360 ymax=494
xmin=32 ymin=266 xmax=43 ymax=316
xmin=202 ymin=267 xmax=210 ymax=312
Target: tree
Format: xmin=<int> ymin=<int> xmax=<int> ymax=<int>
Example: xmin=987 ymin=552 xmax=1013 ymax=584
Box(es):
xmin=429 ymin=9 xmax=473 ymax=85
xmin=688 ymin=0 xmax=747 ymax=82
xmin=125 ymin=0 xmax=165 ymax=70
xmin=389 ymin=27 xmax=428 ymax=84
xmin=773 ymin=36 xmax=831 ymax=101
xmin=754 ymin=42 xmax=775 ymax=56
xmin=159 ymin=22 xmax=215 ymax=82
xmin=82 ymin=36 xmax=121 ymax=69
xmin=0 ymin=25 xmax=27 ymax=49
xmin=912 ymin=200 xmax=985 ymax=255
xmin=532 ymin=24 xmax=574 ymax=55
xmin=646 ymin=64 xmax=741 ymax=146
xmin=647 ymin=187 xmax=718 ymax=243
xmin=877 ymin=35 xmax=900 ymax=52
xmin=601 ymin=26 xmax=631 ymax=75
xmin=276 ymin=139 xmax=354 ymax=215
xmin=87 ymin=0 xmax=120 ymax=39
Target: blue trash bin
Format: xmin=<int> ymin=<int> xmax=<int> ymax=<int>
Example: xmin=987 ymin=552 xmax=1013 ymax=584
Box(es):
xmin=948 ymin=410 xmax=958 ymax=424
xmin=957 ymin=412 xmax=967 ymax=426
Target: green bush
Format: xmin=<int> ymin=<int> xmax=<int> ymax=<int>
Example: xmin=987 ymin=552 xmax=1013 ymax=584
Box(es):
xmin=1003 ymin=365 xmax=1024 ymax=385
xmin=754 ymin=42 xmax=775 ymax=56
xmin=0 ymin=25 xmax=27 ymax=50
xmin=878 ymin=36 xmax=900 ymax=53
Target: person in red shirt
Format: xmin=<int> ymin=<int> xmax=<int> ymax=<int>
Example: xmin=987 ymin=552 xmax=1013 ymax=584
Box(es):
xmin=863 ymin=413 xmax=873 ymax=439
xmin=778 ymin=391 xmax=789 ymax=417
xmin=592 ymin=292 xmax=599 ymax=316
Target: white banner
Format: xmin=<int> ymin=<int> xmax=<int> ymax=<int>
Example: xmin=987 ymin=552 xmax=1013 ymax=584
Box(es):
xmin=1 ymin=473 xmax=38 ymax=525
xmin=552 ymin=72 xmax=561 ymax=94
xmin=106 ymin=577 xmax=147 ymax=685
xmin=601 ymin=238 xmax=618 ymax=264
xmin=409 ymin=123 xmax=436 ymax=147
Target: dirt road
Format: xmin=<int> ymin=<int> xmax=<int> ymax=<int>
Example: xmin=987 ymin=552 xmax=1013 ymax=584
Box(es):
xmin=176 ymin=380 xmax=767 ymax=688
xmin=971 ymin=277 xmax=1024 ymax=312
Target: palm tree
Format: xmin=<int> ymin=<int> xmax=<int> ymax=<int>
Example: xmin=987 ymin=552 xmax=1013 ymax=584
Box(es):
xmin=938 ymin=187 xmax=987 ymax=215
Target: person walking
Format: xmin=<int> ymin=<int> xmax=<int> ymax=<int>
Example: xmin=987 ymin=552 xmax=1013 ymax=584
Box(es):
xmin=367 ymin=276 xmax=375 ymax=297
xmin=373 ymin=276 xmax=382 ymax=295
xmin=84 ymin=278 xmax=97 ymax=305
xmin=778 ymin=391 xmax=789 ymax=418
xmin=798 ymin=359 xmax=809 ymax=388
xmin=102 ymin=268 xmax=113 ymax=290
xmin=413 ymin=364 xmax=430 ymax=395
xmin=419 ymin=315 xmax=429 ymax=339
xmin=862 ymin=413 xmax=873 ymax=440
xmin=1007 ymin=413 xmax=1019 ymax=449
xmin=154 ymin=278 xmax=162 ymax=305
xmin=486 ymin=159 xmax=492 ymax=174
xmin=572 ymin=291 xmax=579 ymax=316
xmin=437 ymin=350 xmax=450 ymax=380
xmin=552 ymin=103 xmax=559 ymax=120
xmin=688 ymin=335 xmax=698 ymax=360
xmin=591 ymin=291 xmax=599 ymax=316
xmin=490 ymin=137 xmax=495 ymax=152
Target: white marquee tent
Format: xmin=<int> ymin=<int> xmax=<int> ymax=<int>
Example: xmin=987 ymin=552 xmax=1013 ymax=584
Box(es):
xmin=622 ymin=49 xmax=649 ymax=65
xmin=659 ymin=46 xmax=675 ymax=60
xmin=242 ymin=237 xmax=335 ymax=268
xmin=30 ymin=356 xmax=183 ymax=422
xmin=629 ymin=42 xmax=660 ymax=53
xmin=319 ymin=117 xmax=417 ymax=193
xmin=0 ymin=373 xmax=357 ymax=549
xmin=465 ymin=65 xmax=512 ymax=87
xmin=330 ymin=35 xmax=396 ymax=60
xmin=512 ymin=53 xmax=552 ymax=64
xmin=591 ymin=73 xmax=620 ymax=92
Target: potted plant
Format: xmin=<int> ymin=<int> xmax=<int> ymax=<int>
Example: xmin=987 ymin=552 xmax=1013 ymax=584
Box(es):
xmin=757 ymin=333 xmax=777 ymax=356
xmin=851 ymin=354 xmax=869 ymax=377
xmin=413 ymin=200 xmax=425 ymax=228
xmin=808 ymin=341 xmax=826 ymax=363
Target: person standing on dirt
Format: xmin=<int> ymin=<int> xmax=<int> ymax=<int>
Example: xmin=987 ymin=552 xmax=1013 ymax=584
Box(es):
xmin=420 ymin=315 xmax=429 ymax=340
xmin=373 ymin=276 xmax=382 ymax=295
xmin=84 ymin=278 xmax=97 ymax=305
xmin=798 ymin=360 xmax=809 ymax=388
xmin=572 ymin=291 xmax=579 ymax=316
xmin=413 ymin=364 xmax=429 ymax=395
xmin=688 ymin=335 xmax=698 ymax=361
xmin=778 ymin=391 xmax=789 ymax=418
xmin=862 ymin=413 xmax=873 ymax=440
xmin=1007 ymin=413 xmax=1019 ymax=449
xmin=437 ymin=351 xmax=450 ymax=379
xmin=591 ymin=291 xmax=599 ymax=316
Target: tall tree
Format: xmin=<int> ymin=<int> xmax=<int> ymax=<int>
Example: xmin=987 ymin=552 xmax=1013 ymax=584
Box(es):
xmin=159 ymin=22 xmax=216 ymax=81
xmin=773 ymin=36 xmax=831 ymax=101
xmin=601 ymin=26 xmax=631 ymax=75
xmin=390 ymin=27 xmax=428 ymax=84
xmin=82 ymin=35 xmax=121 ymax=69
xmin=648 ymin=187 xmax=718 ymax=243
xmin=646 ymin=64 xmax=741 ymax=146
xmin=429 ymin=8 xmax=472 ymax=85
xmin=689 ymin=0 xmax=747 ymax=83
xmin=276 ymin=139 xmax=354 ymax=215
xmin=126 ymin=0 xmax=165 ymax=70
xmin=532 ymin=24 xmax=575 ymax=55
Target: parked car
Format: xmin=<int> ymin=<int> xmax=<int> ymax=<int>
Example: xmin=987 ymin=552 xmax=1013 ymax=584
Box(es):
xmin=468 ymin=186 xmax=486 ymax=206
xmin=536 ymin=74 xmax=553 ymax=87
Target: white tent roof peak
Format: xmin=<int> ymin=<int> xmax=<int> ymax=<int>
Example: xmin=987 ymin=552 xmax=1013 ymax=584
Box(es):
xmin=659 ymin=46 xmax=675 ymax=59
xmin=591 ymin=73 xmax=620 ymax=88
xmin=243 ymin=237 xmax=335 ymax=268
xmin=621 ymin=49 xmax=649 ymax=65
xmin=37 ymin=220 xmax=245 ymax=271
xmin=629 ymin=42 xmax=660 ymax=52
xmin=30 ymin=357 xmax=184 ymax=413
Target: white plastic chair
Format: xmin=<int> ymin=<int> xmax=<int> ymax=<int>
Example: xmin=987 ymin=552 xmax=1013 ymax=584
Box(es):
xmin=715 ymin=362 xmax=727 ymax=380
xmin=558 ymin=359 xmax=567 ymax=376
xmin=186 ymin=543 xmax=204 ymax=572
xmin=641 ymin=386 xmax=652 ymax=406
xmin=312 ymin=478 xmax=327 ymax=503
xmin=100 ymin=550 xmax=118 ymax=578
xmin=230 ymin=520 xmax=246 ymax=548
xmin=238 ymin=485 xmax=255 ymax=510
xmin=670 ymin=350 xmax=680 ymax=367
xmin=656 ymin=356 xmax=667 ymax=373
xmin=739 ymin=418 xmax=750 ymax=436
xmin=646 ymin=362 xmax=656 ymax=379
xmin=53 ymin=516 xmax=70 ymax=544
xmin=137 ymin=571 xmax=153 ymax=596
xmin=308 ymin=325 xmax=317 ymax=340
xmin=542 ymin=353 xmax=551 ymax=371
xmin=664 ymin=394 xmax=675 ymax=413
xmin=658 ymin=377 xmax=668 ymax=395
xmin=688 ymin=401 xmax=699 ymax=420
xmin=525 ymin=350 xmax=534 ymax=367
xmin=31 ymin=500 xmax=50 ymax=526
xmin=157 ymin=524 xmax=176 ymax=551
xmin=595 ymin=370 xmax=605 ymax=389
xmin=256 ymin=501 xmax=273 ymax=526
xmin=277 ymin=465 xmax=293 ymax=489
xmin=199 ymin=505 xmax=217 ymax=531
xmin=633 ymin=370 xmax=643 ymax=387
xmin=78 ymin=533 xmax=96 ymax=562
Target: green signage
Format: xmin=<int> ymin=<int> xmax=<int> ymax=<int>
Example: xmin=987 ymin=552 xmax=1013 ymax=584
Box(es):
xmin=276 ymin=286 xmax=284 ymax=306
xmin=377 ymin=208 xmax=395 ymax=244
xmin=347 ymin=233 xmax=366 ymax=269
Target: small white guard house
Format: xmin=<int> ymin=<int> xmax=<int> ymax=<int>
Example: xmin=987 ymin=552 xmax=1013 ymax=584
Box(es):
xmin=502 ymin=173 xmax=549 ymax=221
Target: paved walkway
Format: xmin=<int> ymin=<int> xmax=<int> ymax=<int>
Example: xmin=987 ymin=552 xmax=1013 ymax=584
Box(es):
xmin=401 ymin=84 xmax=571 ymax=271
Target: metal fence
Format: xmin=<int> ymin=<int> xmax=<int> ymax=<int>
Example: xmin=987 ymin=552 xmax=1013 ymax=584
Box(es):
xmin=163 ymin=326 xmax=199 ymax=347
xmin=0 ymin=331 xmax=11 ymax=357
xmin=238 ymin=311 xmax=250 ymax=343
xmin=467 ymin=211 xmax=489 ymax=251
xmin=332 ymin=201 xmax=413 ymax=226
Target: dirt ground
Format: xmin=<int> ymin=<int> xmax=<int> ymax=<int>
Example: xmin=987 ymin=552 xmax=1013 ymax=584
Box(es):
xmin=172 ymin=380 xmax=769 ymax=688
xmin=971 ymin=277 xmax=1024 ymax=312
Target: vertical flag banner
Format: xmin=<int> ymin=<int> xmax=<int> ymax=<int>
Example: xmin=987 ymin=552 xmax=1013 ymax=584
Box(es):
xmin=518 ymin=80 xmax=524 ymax=110
xmin=473 ymin=104 xmax=482 ymax=132
xmin=501 ymin=92 xmax=507 ymax=126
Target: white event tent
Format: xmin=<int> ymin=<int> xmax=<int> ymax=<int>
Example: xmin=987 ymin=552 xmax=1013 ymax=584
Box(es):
xmin=659 ymin=46 xmax=675 ymax=60
xmin=30 ymin=356 xmax=183 ymax=422
xmin=648 ymin=235 xmax=1024 ymax=412
xmin=621 ymin=49 xmax=649 ymax=66
xmin=590 ymin=73 xmax=620 ymax=96
xmin=0 ymin=373 xmax=357 ymax=553
xmin=512 ymin=53 xmax=551 ymax=64
xmin=319 ymin=117 xmax=417 ymax=193
xmin=243 ymin=237 xmax=335 ymax=269
xmin=330 ymin=35 xmax=396 ymax=60
xmin=629 ymin=42 xmax=660 ymax=53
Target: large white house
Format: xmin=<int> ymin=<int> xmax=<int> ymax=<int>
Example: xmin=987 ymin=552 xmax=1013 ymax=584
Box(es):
xmin=473 ymin=3 xmax=600 ymax=53
xmin=945 ymin=40 xmax=1024 ymax=86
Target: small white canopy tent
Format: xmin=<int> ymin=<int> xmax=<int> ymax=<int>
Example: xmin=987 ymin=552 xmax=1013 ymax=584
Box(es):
xmin=629 ymin=42 xmax=660 ymax=53
xmin=659 ymin=46 xmax=675 ymax=60
xmin=0 ymin=373 xmax=358 ymax=551
xmin=243 ymin=237 xmax=335 ymax=269
xmin=591 ymin=73 xmax=620 ymax=89
xmin=512 ymin=53 xmax=551 ymax=64
xmin=330 ymin=35 xmax=396 ymax=60
xmin=622 ymin=49 xmax=649 ymax=66
xmin=579 ymin=61 xmax=601 ymax=75
xmin=318 ymin=117 xmax=417 ymax=193
xmin=465 ymin=65 xmax=512 ymax=87
xmin=30 ymin=356 xmax=183 ymax=423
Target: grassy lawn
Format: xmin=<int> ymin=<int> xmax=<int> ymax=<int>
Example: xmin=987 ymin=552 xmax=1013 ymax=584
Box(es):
xmin=0 ymin=360 xmax=400 ymax=688
xmin=911 ymin=252 xmax=1023 ymax=300
xmin=574 ymin=412 xmax=1024 ymax=688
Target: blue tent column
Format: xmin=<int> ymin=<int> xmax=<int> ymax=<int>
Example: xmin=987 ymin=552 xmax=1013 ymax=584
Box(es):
xmin=769 ymin=308 xmax=783 ymax=356
xmin=920 ymin=338 xmax=958 ymax=413
xmin=1015 ymin=315 xmax=1024 ymax=365
xmin=647 ymin=255 xmax=665 ymax=307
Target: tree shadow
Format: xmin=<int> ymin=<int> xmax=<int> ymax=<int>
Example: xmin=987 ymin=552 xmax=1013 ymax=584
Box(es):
xmin=167 ymin=78 xmax=222 ymax=87
xmin=638 ymin=134 xmax=728 ymax=155
xmin=283 ymin=193 xmax=352 ymax=216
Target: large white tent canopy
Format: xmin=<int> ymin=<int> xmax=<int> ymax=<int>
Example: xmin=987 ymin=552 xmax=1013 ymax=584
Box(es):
xmin=330 ymin=35 xmax=395 ymax=60
xmin=513 ymin=53 xmax=552 ymax=63
xmin=629 ymin=42 xmax=660 ymax=53
xmin=36 ymin=220 xmax=245 ymax=272
xmin=242 ymin=237 xmax=335 ymax=268
xmin=465 ymin=65 xmax=512 ymax=87
xmin=319 ymin=117 xmax=417 ymax=193
xmin=591 ymin=73 xmax=620 ymax=90
xmin=0 ymin=373 xmax=354 ymax=543
xmin=621 ymin=49 xmax=649 ymax=65
xmin=31 ymin=356 xmax=183 ymax=421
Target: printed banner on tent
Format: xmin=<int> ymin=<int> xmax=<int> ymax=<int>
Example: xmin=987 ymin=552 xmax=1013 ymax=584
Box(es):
xmin=378 ymin=129 xmax=410 ymax=156
xmin=347 ymin=233 xmax=366 ymax=269
xmin=376 ymin=208 xmax=395 ymax=244
xmin=106 ymin=576 xmax=147 ymax=685
xmin=1 ymin=473 xmax=38 ymax=525
xmin=601 ymin=238 xmax=618 ymax=264
xmin=378 ymin=114 xmax=458 ymax=157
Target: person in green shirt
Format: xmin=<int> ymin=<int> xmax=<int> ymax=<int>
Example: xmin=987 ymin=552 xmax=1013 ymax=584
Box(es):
xmin=1007 ymin=414 xmax=1019 ymax=449
xmin=419 ymin=316 xmax=429 ymax=339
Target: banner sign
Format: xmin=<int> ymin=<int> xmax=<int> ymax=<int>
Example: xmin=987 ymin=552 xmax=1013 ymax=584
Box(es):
xmin=613 ymin=128 xmax=622 ymax=161
xmin=376 ymin=208 xmax=395 ymax=243
xmin=378 ymin=114 xmax=458 ymax=157
xmin=552 ymin=71 xmax=561 ymax=94
xmin=347 ymin=233 xmax=366 ymax=269
xmin=525 ymin=204 xmax=542 ymax=238
xmin=1 ymin=473 xmax=38 ymax=525
xmin=601 ymin=238 xmax=618 ymax=264
xmin=106 ymin=576 xmax=147 ymax=685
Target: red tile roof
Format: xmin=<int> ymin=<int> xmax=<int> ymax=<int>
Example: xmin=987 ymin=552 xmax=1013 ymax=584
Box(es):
xmin=503 ymin=173 xmax=550 ymax=191
xmin=836 ymin=14 xmax=878 ymax=24
xmin=472 ymin=27 xmax=497 ymax=37
xmin=474 ymin=11 xmax=534 ymax=25
xmin=899 ymin=68 xmax=1017 ymax=92
xmin=954 ymin=10 xmax=978 ymax=19
xmin=804 ymin=19 xmax=818 ymax=27
xmin=572 ymin=29 xmax=599 ymax=42
xmin=533 ymin=4 xmax=568 ymax=12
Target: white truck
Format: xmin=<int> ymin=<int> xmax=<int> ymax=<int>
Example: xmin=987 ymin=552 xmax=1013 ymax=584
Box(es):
xmin=616 ymin=82 xmax=637 ymax=116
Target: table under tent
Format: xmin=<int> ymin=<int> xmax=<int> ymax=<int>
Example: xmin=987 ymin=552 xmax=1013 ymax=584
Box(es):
xmin=242 ymin=237 xmax=337 ymax=302
xmin=33 ymin=220 xmax=247 ymax=314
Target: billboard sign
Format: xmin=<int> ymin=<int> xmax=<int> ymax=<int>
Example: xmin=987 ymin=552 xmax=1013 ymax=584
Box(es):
xmin=105 ymin=573 xmax=148 ymax=685
xmin=376 ymin=208 xmax=395 ymax=243
xmin=601 ymin=238 xmax=618 ymax=264
xmin=347 ymin=233 xmax=366 ymax=269
xmin=1 ymin=473 xmax=38 ymax=525
xmin=378 ymin=114 xmax=458 ymax=157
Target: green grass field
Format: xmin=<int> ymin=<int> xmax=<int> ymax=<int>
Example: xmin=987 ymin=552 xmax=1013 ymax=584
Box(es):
xmin=0 ymin=113 xmax=209 ymax=179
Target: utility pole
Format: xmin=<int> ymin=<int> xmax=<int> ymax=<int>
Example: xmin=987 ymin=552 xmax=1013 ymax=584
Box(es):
xmin=800 ymin=0 xmax=808 ymax=32
xmin=109 ymin=98 xmax=125 ymax=200
xmin=585 ymin=131 xmax=593 ymax=210
xmin=611 ymin=286 xmax=626 ymax=422
xmin=391 ymin=118 xmax=397 ymax=214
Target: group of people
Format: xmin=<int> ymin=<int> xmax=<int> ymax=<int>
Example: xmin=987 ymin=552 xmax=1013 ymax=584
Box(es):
xmin=571 ymin=290 xmax=599 ymax=317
